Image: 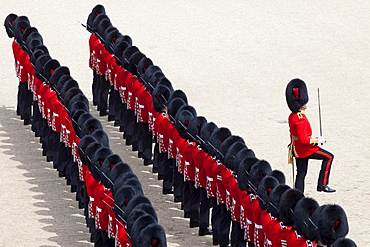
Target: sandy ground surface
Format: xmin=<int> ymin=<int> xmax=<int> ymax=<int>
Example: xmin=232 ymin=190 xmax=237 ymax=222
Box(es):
xmin=0 ymin=1 xmax=369 ymax=246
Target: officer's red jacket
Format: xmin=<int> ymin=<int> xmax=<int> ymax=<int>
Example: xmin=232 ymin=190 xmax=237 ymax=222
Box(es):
xmin=204 ymin=157 xmax=220 ymax=198
xmin=227 ymin=176 xmax=241 ymax=222
xmin=182 ymin=141 xmax=198 ymax=181
xmin=288 ymin=112 xmax=319 ymax=158
xmin=115 ymin=66 xmax=129 ymax=104
xmin=12 ymin=39 xmax=28 ymax=82
xmin=94 ymin=183 xmax=108 ymax=231
xmin=193 ymin=148 xmax=209 ymax=189
xmin=155 ymin=112 xmax=172 ymax=152
xmin=116 ymin=220 xmax=132 ymax=247
xmin=88 ymin=34 xmax=99 ymax=70
xmin=125 ymin=74 xmax=141 ymax=110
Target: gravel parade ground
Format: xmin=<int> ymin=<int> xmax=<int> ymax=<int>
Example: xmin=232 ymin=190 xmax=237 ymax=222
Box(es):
xmin=0 ymin=1 xmax=369 ymax=246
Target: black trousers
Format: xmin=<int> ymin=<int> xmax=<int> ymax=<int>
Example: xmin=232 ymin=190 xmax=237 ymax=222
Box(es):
xmin=295 ymin=148 xmax=334 ymax=192
xmin=18 ymin=81 xmax=33 ymax=121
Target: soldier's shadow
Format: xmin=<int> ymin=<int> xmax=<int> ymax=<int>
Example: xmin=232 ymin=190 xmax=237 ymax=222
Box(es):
xmin=0 ymin=106 xmax=92 ymax=247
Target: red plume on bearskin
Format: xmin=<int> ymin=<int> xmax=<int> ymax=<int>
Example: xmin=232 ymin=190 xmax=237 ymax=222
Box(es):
xmin=286 ymin=78 xmax=309 ymax=112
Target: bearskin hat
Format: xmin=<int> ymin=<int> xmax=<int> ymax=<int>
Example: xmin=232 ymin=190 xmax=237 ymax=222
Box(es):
xmin=110 ymin=161 xmax=133 ymax=184
xmin=175 ymin=109 xmax=195 ymax=140
xmin=86 ymin=4 xmax=105 ymax=31
xmin=278 ymin=188 xmax=305 ymax=226
xmin=126 ymin=203 xmax=158 ymax=235
xmin=315 ymin=204 xmax=349 ymax=245
xmin=267 ymin=184 xmax=291 ymax=218
xmin=26 ymin=39 xmax=43 ymax=55
xmin=237 ymin=157 xmax=259 ymax=191
xmin=104 ymin=27 xmax=122 ymax=54
xmin=333 ymin=238 xmax=357 ymax=247
xmin=66 ymin=93 xmax=88 ymax=113
xmin=234 ymin=147 xmax=255 ymax=175
xmin=97 ymin=17 xmax=112 ymax=43
xmin=152 ymin=85 xmax=172 ymax=113
xmin=286 ymin=78 xmax=309 ymax=113
xmin=220 ymin=135 xmax=245 ymax=156
xmin=168 ymin=89 xmax=188 ymax=104
xmin=121 ymin=46 xmax=140 ymax=70
xmin=13 ymin=17 xmax=30 ymax=45
xmin=81 ymin=117 xmax=103 ymax=137
xmin=23 ymin=27 xmax=42 ymax=52
xmin=60 ymin=78 xmax=79 ymax=100
xmin=199 ymin=122 xmax=218 ymax=153
xmin=129 ymin=213 xmax=157 ymax=246
xmin=123 ymin=195 xmax=152 ymax=221
xmin=71 ymin=102 xmax=90 ymax=123
xmin=64 ymin=89 xmax=85 ymax=110
xmin=187 ymin=116 xmax=207 ymax=142
xmin=157 ymin=77 xmax=174 ymax=92
xmin=208 ymin=127 xmax=232 ymax=158
xmin=91 ymin=13 xmax=108 ymax=33
xmin=91 ymin=129 xmax=109 ymax=147
xmin=4 ymin=13 xmax=18 ymax=38
xmin=223 ymin=142 xmax=247 ymax=171
xmin=49 ymin=66 xmax=70 ymax=90
xmin=115 ymin=175 xmax=143 ymax=197
xmin=77 ymin=135 xmax=97 ymax=166
xmin=30 ymin=46 xmax=49 ymax=65
xmin=56 ymin=75 xmax=72 ymax=93
xmin=268 ymin=170 xmax=286 ymax=184
xmin=114 ymin=184 xmax=143 ymax=220
xmin=77 ymin=111 xmax=92 ymax=128
xmin=294 ymin=197 xmax=319 ymax=238
xmin=136 ymin=223 xmax=167 ymax=247
xmin=128 ymin=51 xmax=146 ymax=76
xmin=248 ymin=160 xmax=273 ymax=193
xmin=113 ymin=40 xmax=130 ymax=66
xmin=34 ymin=54 xmax=52 ymax=80
xmin=137 ymin=57 xmax=153 ymax=83
xmin=176 ymin=104 xmax=197 ymax=120
xmin=91 ymin=146 xmax=113 ymax=180
xmin=101 ymin=154 xmax=122 ymax=188
xmin=43 ymin=59 xmax=60 ymax=82
xmin=145 ymin=70 xmax=165 ymax=93
xmin=167 ymin=97 xmax=186 ymax=120
xmin=143 ymin=65 xmax=161 ymax=86
xmin=84 ymin=141 xmax=102 ymax=170
xmin=257 ymin=175 xmax=280 ymax=210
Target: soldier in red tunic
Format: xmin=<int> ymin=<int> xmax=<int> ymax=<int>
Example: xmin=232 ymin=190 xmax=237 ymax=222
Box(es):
xmin=286 ymin=79 xmax=335 ymax=193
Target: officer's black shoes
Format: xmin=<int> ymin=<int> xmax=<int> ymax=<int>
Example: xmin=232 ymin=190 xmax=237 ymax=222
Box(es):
xmin=108 ymin=114 xmax=115 ymax=121
xmin=46 ymin=156 xmax=53 ymax=162
xmin=163 ymin=188 xmax=173 ymax=194
xmin=138 ymin=152 xmax=143 ymax=158
xmin=120 ymin=126 xmax=125 ymax=133
xmin=114 ymin=120 xmax=120 ymax=126
xmin=317 ymin=184 xmax=336 ymax=193
xmin=212 ymin=239 xmax=220 ymax=245
xmin=125 ymin=139 xmax=132 ymax=146
xmin=198 ymin=227 xmax=212 ymax=236
xmin=24 ymin=119 xmax=32 ymax=125
xmin=183 ymin=211 xmax=190 ymax=218
xmin=71 ymin=185 xmax=77 ymax=193
xmin=174 ymin=196 xmax=182 ymax=203
xmin=190 ymin=220 xmax=199 ymax=228
xmin=132 ymin=146 xmax=138 ymax=151
xmin=152 ymin=166 xmax=158 ymax=173
xmin=158 ymin=174 xmax=163 ymax=180
xmin=99 ymin=110 xmax=108 ymax=116
xmin=144 ymin=159 xmax=153 ymax=166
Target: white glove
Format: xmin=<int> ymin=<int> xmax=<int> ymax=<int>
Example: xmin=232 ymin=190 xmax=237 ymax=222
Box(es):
xmin=317 ymin=136 xmax=326 ymax=145
xmin=310 ymin=136 xmax=327 ymax=145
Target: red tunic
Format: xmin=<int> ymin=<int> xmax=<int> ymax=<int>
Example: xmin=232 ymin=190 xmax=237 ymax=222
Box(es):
xmin=193 ymin=148 xmax=209 ymax=189
xmin=288 ymin=112 xmax=319 ymax=158
xmin=12 ymin=39 xmax=29 ymax=82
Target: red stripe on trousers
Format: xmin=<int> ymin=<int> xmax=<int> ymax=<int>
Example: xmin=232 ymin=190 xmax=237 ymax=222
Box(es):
xmin=316 ymin=150 xmax=333 ymax=185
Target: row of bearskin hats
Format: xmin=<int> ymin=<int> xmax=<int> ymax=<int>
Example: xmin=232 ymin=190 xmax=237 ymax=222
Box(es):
xmin=5 ymin=9 xmax=166 ymax=247
xmin=85 ymin=4 xmax=356 ymax=246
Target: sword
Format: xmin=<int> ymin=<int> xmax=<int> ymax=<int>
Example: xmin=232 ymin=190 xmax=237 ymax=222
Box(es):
xmin=318 ymin=88 xmax=322 ymax=137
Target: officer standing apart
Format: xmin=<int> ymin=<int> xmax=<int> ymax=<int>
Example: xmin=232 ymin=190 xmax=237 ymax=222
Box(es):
xmin=286 ymin=78 xmax=335 ymax=193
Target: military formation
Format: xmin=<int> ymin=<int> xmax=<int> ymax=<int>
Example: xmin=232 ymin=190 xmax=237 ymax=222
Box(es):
xmin=4 ymin=4 xmax=357 ymax=247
